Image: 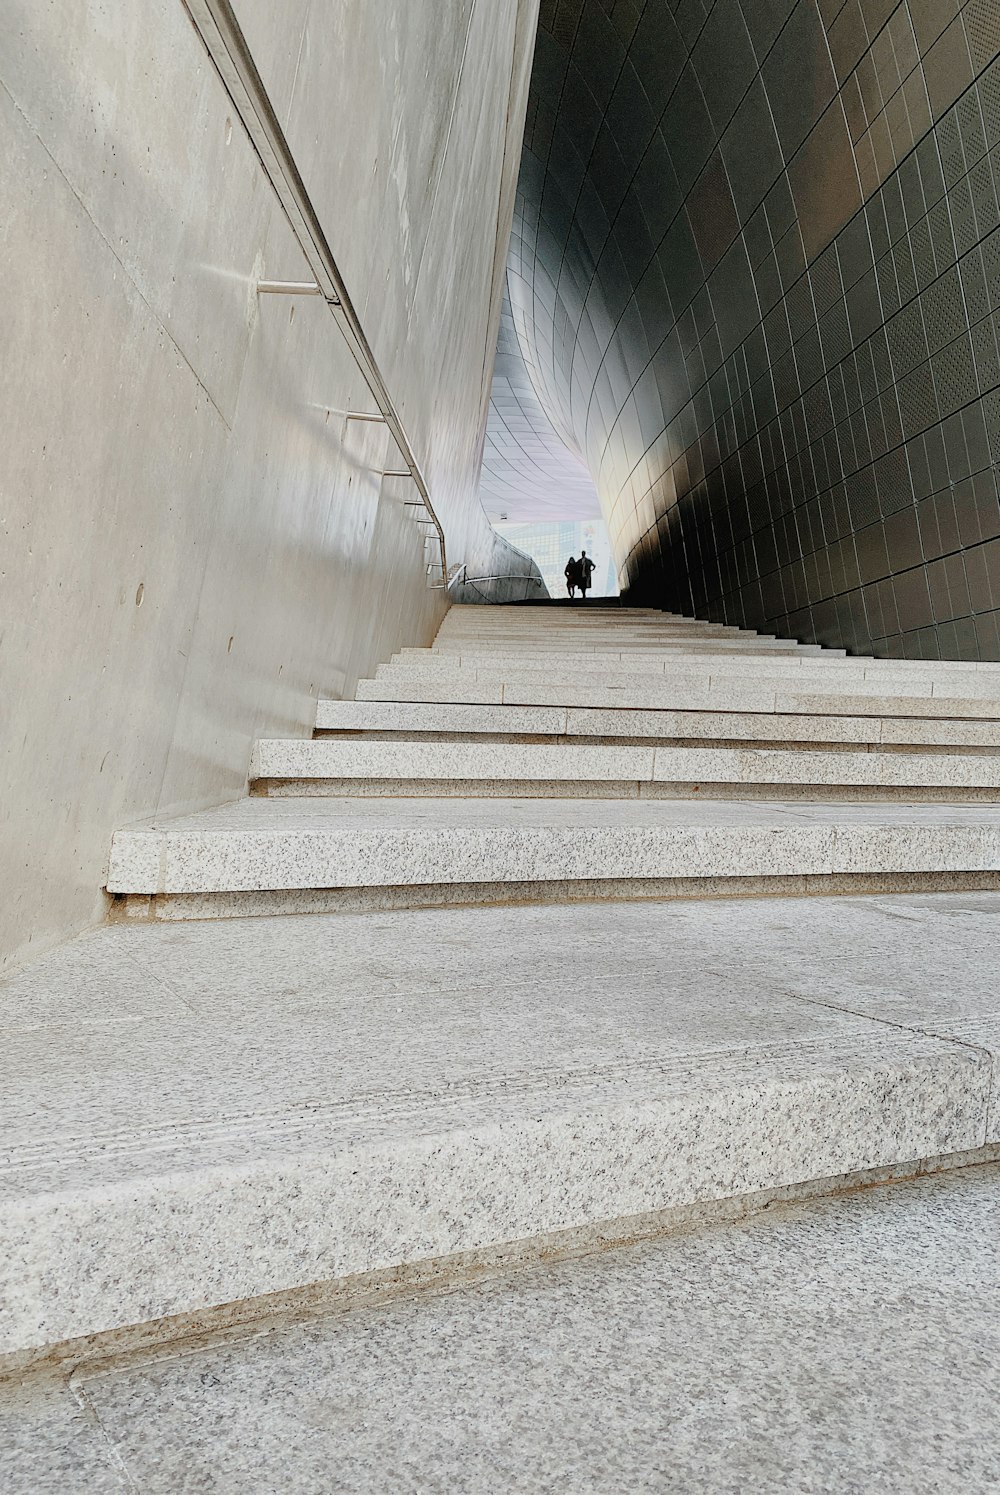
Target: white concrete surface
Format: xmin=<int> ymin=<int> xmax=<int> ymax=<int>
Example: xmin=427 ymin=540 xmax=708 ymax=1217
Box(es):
xmin=2 ymin=893 xmax=998 ymax=1357
xmin=0 ymin=0 xmax=540 ymax=972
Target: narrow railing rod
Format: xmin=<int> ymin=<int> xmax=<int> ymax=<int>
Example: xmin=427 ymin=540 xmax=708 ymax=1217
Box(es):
xmin=443 ymin=570 xmax=546 ymax=599
xmin=460 ymin=574 xmax=545 ymax=585
xmin=181 ymin=0 xmax=449 ymax=584
xmin=258 ymin=280 xmax=322 ymax=296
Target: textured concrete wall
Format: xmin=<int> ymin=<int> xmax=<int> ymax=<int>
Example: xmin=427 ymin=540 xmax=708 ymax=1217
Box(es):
xmin=0 ymin=0 xmax=540 ymax=971
xmin=508 ymin=0 xmax=1000 ymax=657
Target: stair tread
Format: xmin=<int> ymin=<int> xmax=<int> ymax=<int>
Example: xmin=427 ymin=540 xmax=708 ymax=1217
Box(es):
xmin=3 ymin=894 xmax=997 ymax=1354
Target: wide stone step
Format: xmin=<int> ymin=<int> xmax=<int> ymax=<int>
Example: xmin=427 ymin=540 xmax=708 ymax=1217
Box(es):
xmin=433 ymin=629 xmax=778 ymax=645
xmin=429 ymin=637 xmax=779 ymax=651
xmin=378 ymin=647 xmax=997 ymax=672
xmin=430 ymin=636 xmax=815 ymax=650
xmin=378 ymin=652 xmax=1000 ymax=683
xmin=34 ymin=1166 xmax=1000 ymax=1491
xmin=427 ymin=656 xmax=1000 ymax=685
xmin=106 ymin=798 xmax=1000 ymax=901
xmin=431 ymin=639 xmax=821 ymax=656
xmin=438 ymin=607 xmax=675 ymax=619
xmin=436 ymin=616 xmax=742 ymax=627
xmin=354 ymin=674 xmax=1000 ymax=716
xmin=313 ymin=698 xmax=1000 ymax=747
xmin=3 ymin=895 xmax=997 ymax=1359
xmin=251 ymin=738 xmax=1000 ymax=795
xmin=436 ymin=621 xmax=750 ymax=634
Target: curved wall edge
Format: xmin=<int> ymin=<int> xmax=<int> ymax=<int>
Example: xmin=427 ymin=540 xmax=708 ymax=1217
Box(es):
xmin=510 ymin=0 xmax=1000 ymax=659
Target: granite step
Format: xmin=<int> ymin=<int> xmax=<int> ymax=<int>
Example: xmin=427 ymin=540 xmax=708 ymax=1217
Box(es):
xmin=3 ymin=895 xmax=998 ymax=1360
xmin=418 ymin=654 xmax=992 ymax=678
xmin=434 ymin=623 xmax=779 ymax=638
xmin=427 ymin=639 xmax=824 ymax=656
xmin=376 ymin=653 xmax=1000 ymax=684
xmin=435 ymin=608 xmax=695 ymax=623
xmin=250 ymin=737 xmax=1000 ymax=798
xmin=425 ymin=662 xmax=1000 ymax=690
xmin=105 ymin=798 xmax=1000 ymax=911
xmin=354 ymin=674 xmax=1000 ymax=716
xmin=19 ymin=601 xmax=1000 ymax=1376
xmin=436 ymin=610 xmax=739 ymax=625
xmin=434 ymin=624 xmax=752 ymax=638
xmin=18 ymin=1166 xmax=1000 ymax=1492
xmin=440 ymin=612 xmax=786 ymax=624
xmin=433 ymin=639 xmax=796 ymax=653
xmin=313 ymin=698 xmax=1000 ymax=748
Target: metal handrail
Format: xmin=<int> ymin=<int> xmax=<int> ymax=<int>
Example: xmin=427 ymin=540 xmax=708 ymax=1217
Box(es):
xmin=460 ymin=573 xmax=546 ymax=585
xmin=452 ymin=566 xmax=546 ymax=602
xmin=181 ymin=0 xmax=449 ymax=584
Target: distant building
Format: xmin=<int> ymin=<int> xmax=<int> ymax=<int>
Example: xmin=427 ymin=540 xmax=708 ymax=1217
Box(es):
xmin=495 ymin=520 xmax=619 ymax=598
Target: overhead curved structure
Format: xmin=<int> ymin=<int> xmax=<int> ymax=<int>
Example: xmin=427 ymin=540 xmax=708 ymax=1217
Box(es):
xmin=481 ymin=293 xmax=601 ymax=522
xmin=506 ymin=0 xmax=1000 ymax=659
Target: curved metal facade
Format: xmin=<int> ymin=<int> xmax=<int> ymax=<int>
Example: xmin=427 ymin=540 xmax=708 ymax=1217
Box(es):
xmin=507 ymin=0 xmax=1000 ymax=657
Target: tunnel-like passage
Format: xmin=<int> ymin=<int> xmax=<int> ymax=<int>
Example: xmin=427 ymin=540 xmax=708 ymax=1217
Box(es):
xmin=502 ymin=0 xmax=1000 ymax=658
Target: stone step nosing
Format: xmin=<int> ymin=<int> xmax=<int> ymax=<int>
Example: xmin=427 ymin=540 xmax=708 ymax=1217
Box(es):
xmin=312 ymin=700 xmax=1000 ymax=746
xmin=352 ymin=679 xmax=1000 ymax=718
xmin=107 ymin=820 xmax=1000 ymax=896
xmin=2 ymin=1037 xmax=984 ymax=1355
xmin=251 ymin=740 xmax=1000 ymax=789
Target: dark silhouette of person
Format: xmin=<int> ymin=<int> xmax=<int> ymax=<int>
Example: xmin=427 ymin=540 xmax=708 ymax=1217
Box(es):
xmin=564 ymin=556 xmax=578 ymax=597
xmin=578 ymin=550 xmax=596 ymax=598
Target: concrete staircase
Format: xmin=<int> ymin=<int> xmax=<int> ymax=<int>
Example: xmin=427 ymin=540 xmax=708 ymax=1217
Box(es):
xmin=5 ymin=603 xmax=1000 ymax=1375
xmin=106 ymin=605 xmax=1000 ymax=920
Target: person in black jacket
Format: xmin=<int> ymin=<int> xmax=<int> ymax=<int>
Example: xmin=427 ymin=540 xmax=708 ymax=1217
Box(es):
xmin=577 ymin=550 xmax=596 ymax=598
xmin=564 ymin=556 xmax=578 ymax=597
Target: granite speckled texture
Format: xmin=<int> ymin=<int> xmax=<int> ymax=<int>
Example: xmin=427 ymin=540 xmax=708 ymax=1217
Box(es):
xmin=4 ymin=894 xmax=1000 ymax=1356
xmin=360 ymin=674 xmax=1000 ymax=718
xmin=366 ymin=660 xmax=996 ymax=692
xmin=106 ymin=796 xmax=1000 ymax=895
xmin=122 ymin=871 xmax=1000 ymax=922
xmin=314 ymin=700 xmax=570 ymax=735
xmin=0 ymin=1378 xmax=125 ymax=1494
xmin=314 ymin=698 xmax=1000 ymax=749
xmin=19 ymin=608 xmax=1000 ymax=1402
xmin=6 ymin=1164 xmax=1000 ymax=1492
xmin=351 ymin=616 xmax=1000 ymax=728
xmin=252 ymin=737 xmax=1000 ymax=791
xmin=365 ymin=669 xmax=1000 ymax=711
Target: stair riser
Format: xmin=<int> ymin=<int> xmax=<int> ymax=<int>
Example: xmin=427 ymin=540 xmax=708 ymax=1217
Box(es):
xmin=116 ymin=870 xmax=1000 ymax=923
xmin=2 ymin=1045 xmax=985 ymax=1355
xmin=355 ymin=680 xmax=1000 ymax=717
xmin=258 ymin=779 xmax=1000 ymax=804
xmin=313 ymin=703 xmax=1000 ymax=748
xmin=373 ymin=661 xmax=1000 ymax=688
xmin=251 ymin=742 xmax=1000 ymax=791
xmin=418 ymin=654 xmax=992 ymax=678
xmin=108 ymin=824 xmax=1000 ymax=896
